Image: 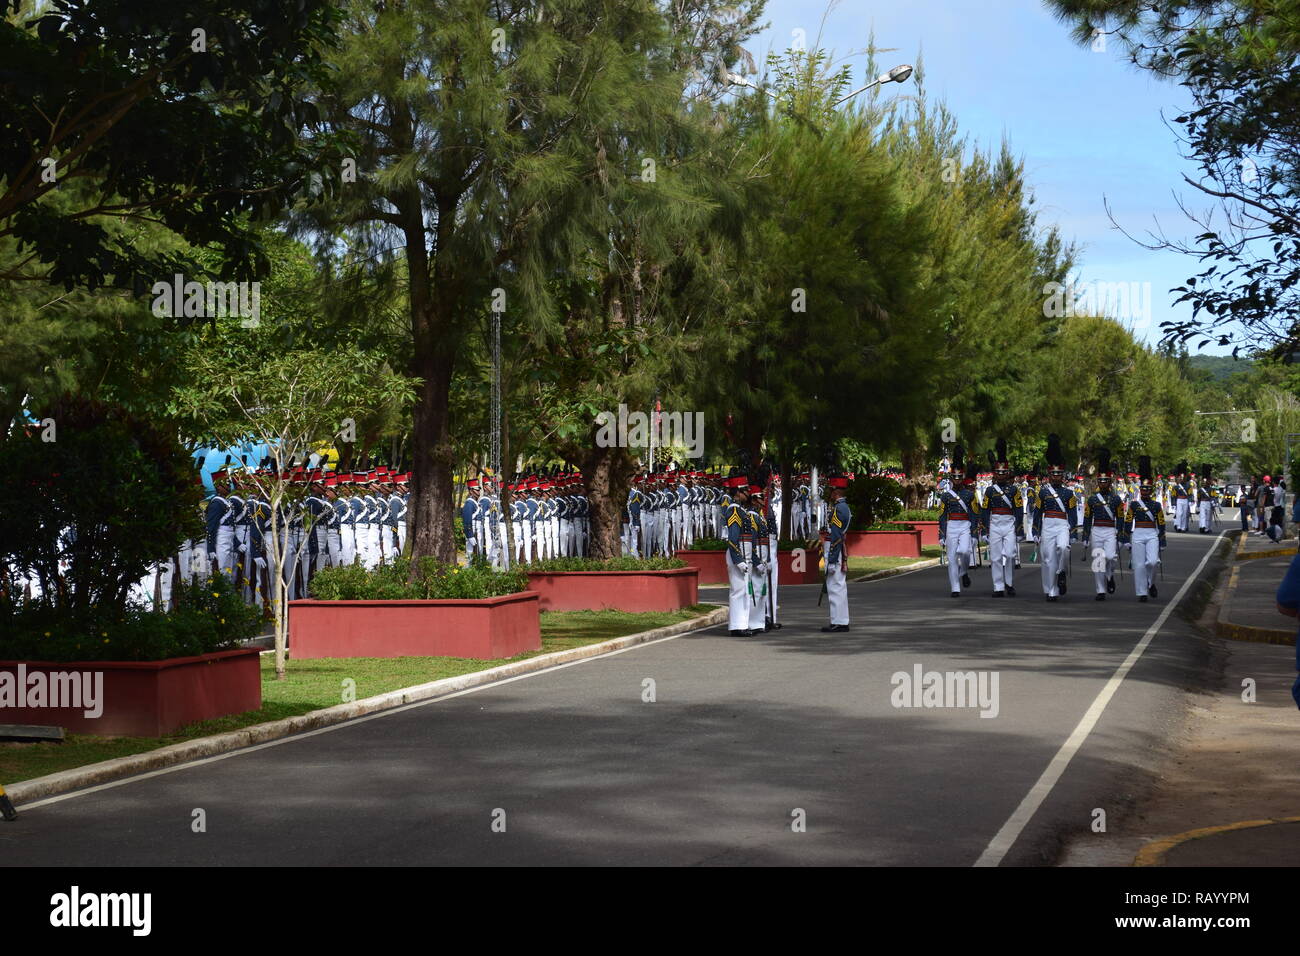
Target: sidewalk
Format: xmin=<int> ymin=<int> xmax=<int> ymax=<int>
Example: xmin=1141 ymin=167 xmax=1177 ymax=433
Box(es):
xmin=1110 ymin=530 xmax=1300 ymax=866
xmin=1215 ymin=529 xmax=1298 ymax=645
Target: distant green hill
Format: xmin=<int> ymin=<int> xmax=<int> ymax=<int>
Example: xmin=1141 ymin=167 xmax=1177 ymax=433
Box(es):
xmin=1187 ymin=354 xmax=1254 ymax=382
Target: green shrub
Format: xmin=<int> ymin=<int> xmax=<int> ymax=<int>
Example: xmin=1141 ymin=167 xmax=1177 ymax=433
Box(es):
xmin=896 ymin=508 xmax=940 ymax=521
xmin=864 ymin=522 xmax=915 ymax=531
xmin=845 ymin=474 xmax=905 ymax=530
xmin=308 ymin=556 xmax=528 ymax=600
xmin=0 ymin=572 xmax=260 ymax=663
xmin=527 ymin=556 xmax=687 ymax=572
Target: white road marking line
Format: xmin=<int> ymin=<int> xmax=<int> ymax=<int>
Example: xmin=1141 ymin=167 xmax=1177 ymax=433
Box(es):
xmin=973 ymin=533 xmax=1225 ymax=867
xmin=19 ymin=622 xmax=722 ymax=812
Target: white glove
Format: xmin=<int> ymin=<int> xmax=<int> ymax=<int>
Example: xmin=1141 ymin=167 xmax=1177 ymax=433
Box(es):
xmin=737 ymin=561 xmax=750 ymax=575
xmin=754 ymin=562 xmax=767 ymax=575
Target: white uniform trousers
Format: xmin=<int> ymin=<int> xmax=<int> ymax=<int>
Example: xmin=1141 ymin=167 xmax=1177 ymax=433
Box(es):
xmin=1039 ymin=516 xmax=1071 ymax=597
xmin=727 ymin=546 xmax=752 ymax=632
xmin=945 ymin=521 xmax=972 ymax=593
xmin=767 ymin=534 xmax=780 ymax=624
xmin=215 ymin=525 xmax=236 ymax=576
xmin=826 ymin=550 xmax=849 ymax=626
xmin=987 ymin=514 xmax=1018 ymax=592
xmin=1198 ymin=500 xmax=1212 ymax=531
xmin=326 ymin=528 xmax=343 ymax=568
xmin=1175 ymin=498 xmax=1190 ymax=531
xmin=1088 ymin=525 xmax=1118 ymax=593
xmin=1130 ymin=527 xmax=1161 ymax=595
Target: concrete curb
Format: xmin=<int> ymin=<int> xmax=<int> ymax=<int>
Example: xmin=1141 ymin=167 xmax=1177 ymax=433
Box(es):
xmin=6 ymin=605 xmax=727 ymax=805
xmin=1214 ymin=560 xmax=1297 ymax=647
xmin=848 ymin=557 xmax=940 ymax=583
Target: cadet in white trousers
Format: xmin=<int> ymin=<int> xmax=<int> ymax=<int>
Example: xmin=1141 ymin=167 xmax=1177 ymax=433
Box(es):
xmin=939 ymin=447 xmax=978 ymax=597
xmin=1126 ymin=456 xmax=1167 ymax=601
xmin=983 ymin=442 xmax=1020 ymax=597
xmin=1034 ymin=435 xmax=1076 ymax=602
xmin=821 ymin=475 xmax=852 ymax=632
xmin=1082 ymin=449 xmax=1123 ymax=601
xmin=723 ymin=479 xmax=756 ymax=636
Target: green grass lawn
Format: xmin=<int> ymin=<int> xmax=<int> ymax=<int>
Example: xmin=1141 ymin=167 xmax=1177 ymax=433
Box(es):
xmin=847 ymin=546 xmax=941 ymax=577
xmin=0 ymin=605 xmax=717 ymax=786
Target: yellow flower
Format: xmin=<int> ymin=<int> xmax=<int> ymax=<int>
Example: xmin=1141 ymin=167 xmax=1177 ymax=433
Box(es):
xmin=101 ymin=632 xmax=107 ymax=637
xmin=212 ymin=592 xmax=220 ymax=598
xmin=103 ymin=638 xmax=109 ymax=644
xmin=44 ymin=631 xmax=50 ymax=637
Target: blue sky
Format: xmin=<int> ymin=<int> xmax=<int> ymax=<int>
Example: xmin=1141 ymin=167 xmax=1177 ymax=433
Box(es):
xmin=749 ymin=0 xmax=1232 ymax=355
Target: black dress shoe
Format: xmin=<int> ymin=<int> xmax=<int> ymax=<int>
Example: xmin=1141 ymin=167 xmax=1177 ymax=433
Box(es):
xmin=1095 ymin=593 xmax=1105 ymax=601
xmin=1006 ymin=586 xmax=1016 ymax=597
xmin=820 ymin=624 xmax=850 ymax=632
xmin=1046 ymin=595 xmax=1058 ymax=602
xmin=961 ymin=573 xmax=971 ymax=588
xmin=728 ymin=629 xmax=747 ymax=636
xmin=951 ymin=591 xmax=960 ymax=598
xmin=1149 ymin=585 xmax=1157 ymax=598
xmin=1106 ymin=576 xmax=1116 ymax=594
xmin=1139 ymin=595 xmax=1148 ymax=603
xmin=993 ymin=591 xmax=1005 ymax=597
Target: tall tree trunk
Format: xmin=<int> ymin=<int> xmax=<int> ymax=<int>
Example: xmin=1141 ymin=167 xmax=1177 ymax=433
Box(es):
xmin=580 ymin=441 xmax=634 ymax=559
xmin=901 ymin=443 xmax=928 ymax=509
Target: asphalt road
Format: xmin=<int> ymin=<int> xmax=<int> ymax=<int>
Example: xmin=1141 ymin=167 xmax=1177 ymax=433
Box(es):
xmin=4 ymin=531 xmax=1226 ymax=866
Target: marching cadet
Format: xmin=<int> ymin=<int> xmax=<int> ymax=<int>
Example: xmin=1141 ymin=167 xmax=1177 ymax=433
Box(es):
xmin=982 ymin=440 xmax=1021 ymax=597
xmin=746 ymin=484 xmax=771 ymax=633
xmin=1033 ymin=434 xmax=1077 ymax=602
xmin=394 ymin=473 xmax=410 ymax=557
xmin=512 ymin=483 xmax=529 ymax=563
xmin=338 ymin=475 xmax=359 ymax=568
xmin=474 ymin=476 xmax=494 ymax=563
xmin=820 ymin=473 xmax=851 ymax=632
xmin=322 ymin=476 xmax=344 ymax=568
xmin=938 ymin=446 xmax=980 ymax=598
xmin=762 ymin=481 xmax=782 ymax=629
xmin=303 ymin=476 xmax=329 ymax=580
xmin=624 ymin=478 xmax=642 ymax=556
xmin=639 ymin=475 xmax=656 ymax=557
xmin=1197 ymin=463 xmax=1216 ymax=533
xmin=1082 ymin=448 xmax=1125 ymax=601
xmin=1171 ymin=462 xmax=1191 ymax=532
xmin=205 ymin=470 xmax=237 ymax=579
xmin=723 ymin=475 xmax=756 ymax=636
xmin=1124 ymin=456 xmax=1167 ymax=602
xmin=461 ymin=478 xmax=480 ymax=564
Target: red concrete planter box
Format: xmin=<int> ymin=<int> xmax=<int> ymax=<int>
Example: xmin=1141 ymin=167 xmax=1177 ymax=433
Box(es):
xmin=777 ymin=549 xmax=821 ymax=585
xmin=909 ymin=520 xmax=941 ymax=547
xmin=845 ymin=529 xmax=922 ymax=558
xmin=677 ymin=550 xmax=728 ymax=584
xmin=288 ymin=591 xmax=540 ymax=660
xmin=526 ymin=567 xmax=698 ymax=612
xmin=0 ymin=647 xmax=262 ymax=737
xmin=677 ymin=549 xmax=820 ymax=585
